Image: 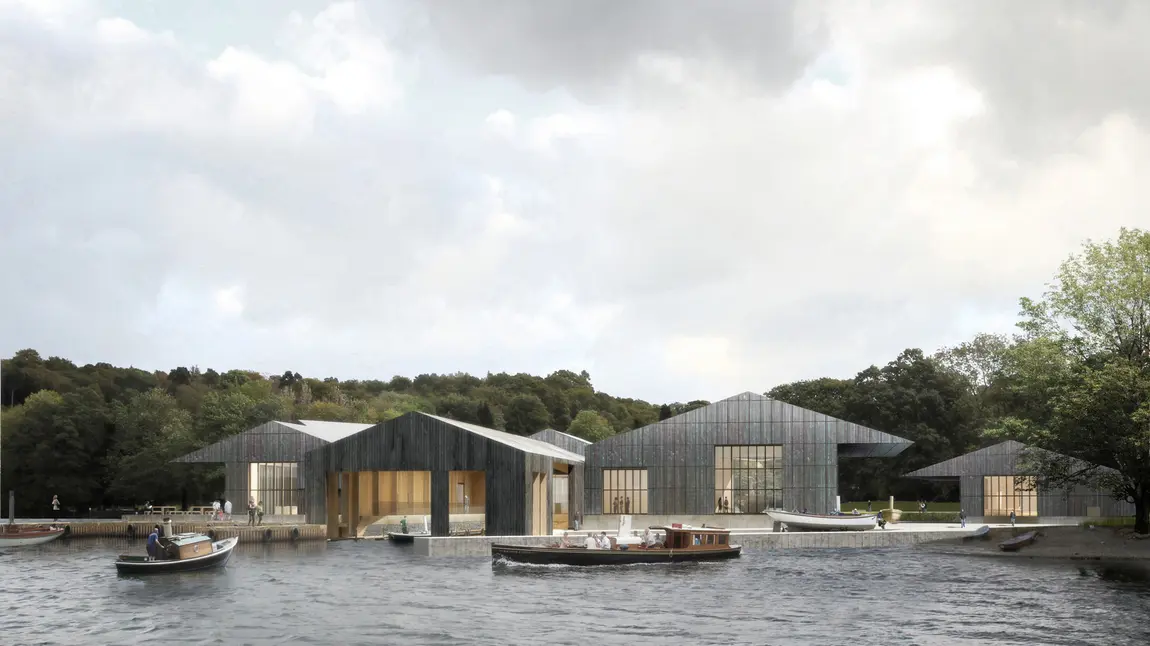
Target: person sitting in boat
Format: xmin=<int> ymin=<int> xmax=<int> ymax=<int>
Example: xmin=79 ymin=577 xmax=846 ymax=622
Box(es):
xmin=559 ymin=532 xmax=571 ymax=548
xmin=642 ymin=528 xmax=653 ymax=547
xmin=400 ymin=516 xmax=408 ymax=533
xmin=584 ymin=532 xmax=598 ymax=549
xmin=598 ymin=532 xmax=611 ymax=549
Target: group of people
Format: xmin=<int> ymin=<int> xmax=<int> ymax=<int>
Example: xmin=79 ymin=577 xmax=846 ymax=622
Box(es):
xmin=556 ymin=528 xmax=665 ymax=550
xmin=609 ymin=496 xmax=632 ymax=514
xmin=246 ymin=498 xmax=265 ymax=525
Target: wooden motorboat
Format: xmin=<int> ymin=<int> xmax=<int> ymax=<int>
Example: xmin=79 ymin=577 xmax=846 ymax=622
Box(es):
xmin=114 ymin=520 xmax=237 ymax=574
xmin=998 ymin=530 xmax=1038 ymax=552
xmin=491 ymin=517 xmax=741 ymax=566
xmin=962 ymin=525 xmax=991 ymax=542
xmin=764 ymin=509 xmax=877 ymax=532
xmin=0 ymin=523 xmax=66 ymax=547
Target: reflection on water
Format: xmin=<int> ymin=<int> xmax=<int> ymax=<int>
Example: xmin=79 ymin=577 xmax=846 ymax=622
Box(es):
xmin=2 ymin=539 xmax=1149 ymax=645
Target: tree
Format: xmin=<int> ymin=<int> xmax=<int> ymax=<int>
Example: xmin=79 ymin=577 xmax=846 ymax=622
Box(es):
xmin=658 ymin=404 xmax=673 ymax=421
xmin=105 ymin=388 xmax=196 ymax=504
xmin=990 ymin=228 xmax=1150 ymax=534
xmin=567 ymin=410 xmax=614 ymax=442
xmin=503 ymin=394 xmax=551 ymax=435
xmin=476 ymin=402 xmax=495 ymax=428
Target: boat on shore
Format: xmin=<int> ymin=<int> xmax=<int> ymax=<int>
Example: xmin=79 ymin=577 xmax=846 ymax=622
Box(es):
xmin=491 ymin=516 xmax=741 ymax=566
xmin=998 ymin=530 xmax=1038 ymax=552
xmin=114 ymin=519 xmax=237 ymax=574
xmin=0 ymin=523 xmax=66 ymax=547
xmin=764 ymin=509 xmax=877 ymax=532
xmin=962 ymin=525 xmax=991 ymax=542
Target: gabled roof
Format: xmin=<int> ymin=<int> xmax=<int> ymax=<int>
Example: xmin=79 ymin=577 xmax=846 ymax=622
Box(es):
xmin=904 ymin=440 xmax=1030 ymax=478
xmin=529 ymin=428 xmax=591 ymax=457
xmin=424 ymin=414 xmax=585 ymax=463
xmin=279 ymin=420 xmax=375 ymax=442
xmin=593 ymin=391 xmax=912 ymax=456
xmin=538 ymin=428 xmax=591 ymax=445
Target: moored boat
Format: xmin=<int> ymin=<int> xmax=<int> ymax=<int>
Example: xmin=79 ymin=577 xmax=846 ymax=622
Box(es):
xmin=387 ymin=531 xmax=430 ymax=543
xmin=998 ymin=530 xmax=1038 ymax=552
xmin=114 ymin=519 xmax=237 ymax=574
xmin=491 ymin=516 xmax=741 ymax=566
xmin=0 ymin=523 xmax=66 ymax=547
xmin=764 ymin=509 xmax=877 ymax=532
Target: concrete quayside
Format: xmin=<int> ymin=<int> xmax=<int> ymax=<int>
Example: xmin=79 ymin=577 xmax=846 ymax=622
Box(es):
xmin=7 ymin=519 xmax=326 ymax=543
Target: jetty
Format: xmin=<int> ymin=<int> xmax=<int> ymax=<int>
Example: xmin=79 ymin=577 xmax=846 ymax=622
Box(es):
xmin=10 ymin=520 xmax=326 ymax=544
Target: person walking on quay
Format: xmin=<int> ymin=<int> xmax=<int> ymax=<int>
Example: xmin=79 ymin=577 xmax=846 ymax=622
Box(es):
xmin=51 ymin=495 xmax=60 ymax=522
xmin=223 ymin=498 xmax=233 ymax=521
xmin=1009 ymin=510 xmax=1016 ymax=527
xmin=958 ymin=509 xmax=967 ymax=528
xmin=248 ymin=498 xmax=257 ymax=526
xmin=256 ymin=501 xmax=264 ymax=525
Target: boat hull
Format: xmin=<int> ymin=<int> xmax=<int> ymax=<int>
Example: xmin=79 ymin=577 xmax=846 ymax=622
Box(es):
xmin=115 ymin=537 xmax=238 ymax=574
xmin=491 ymin=544 xmax=742 ymax=566
xmin=998 ymin=531 xmax=1038 ymax=552
xmin=764 ymin=510 xmax=877 ymax=532
xmin=387 ymin=532 xmax=430 ymax=543
xmin=962 ymin=525 xmax=991 ymax=542
xmin=0 ymin=527 xmax=66 ymax=547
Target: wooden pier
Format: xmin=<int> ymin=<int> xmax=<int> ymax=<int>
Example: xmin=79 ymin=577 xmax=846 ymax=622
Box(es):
xmin=43 ymin=521 xmax=327 ymax=543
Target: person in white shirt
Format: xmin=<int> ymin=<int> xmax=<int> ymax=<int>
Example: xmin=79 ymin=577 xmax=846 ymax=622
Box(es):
xmin=642 ymin=528 xmax=653 ymax=547
xmin=211 ymin=500 xmax=221 ymax=520
xmin=598 ymin=532 xmax=611 ymax=549
xmin=223 ymin=499 xmax=233 ymax=520
xmin=584 ymin=533 xmax=598 ymax=549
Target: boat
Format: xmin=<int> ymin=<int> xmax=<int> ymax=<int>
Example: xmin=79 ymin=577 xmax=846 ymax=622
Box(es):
xmin=0 ymin=523 xmax=66 ymax=547
xmin=490 ymin=515 xmax=741 ymax=566
xmin=962 ymin=525 xmax=991 ymax=542
xmin=764 ymin=509 xmax=877 ymax=532
xmin=388 ymin=515 xmax=430 ymax=543
xmin=998 ymin=530 xmax=1038 ymax=552
xmin=114 ymin=519 xmax=238 ymax=574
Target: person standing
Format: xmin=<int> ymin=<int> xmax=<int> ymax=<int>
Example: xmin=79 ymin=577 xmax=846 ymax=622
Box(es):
xmin=959 ymin=509 xmax=967 ymax=528
xmin=223 ymin=498 xmax=233 ymax=521
xmin=248 ymin=499 xmax=257 ymax=526
xmin=256 ymin=501 xmax=264 ymax=525
xmin=50 ymin=495 xmax=60 ymax=522
xmin=1009 ymin=510 xmax=1017 ymax=527
xmin=212 ymin=499 xmax=221 ymax=520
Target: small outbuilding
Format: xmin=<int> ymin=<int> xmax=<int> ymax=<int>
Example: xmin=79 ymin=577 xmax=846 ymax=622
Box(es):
xmin=303 ymin=412 xmax=584 ymax=538
xmin=173 ymin=419 xmax=375 ymax=519
xmin=904 ymin=440 xmax=1135 ymax=522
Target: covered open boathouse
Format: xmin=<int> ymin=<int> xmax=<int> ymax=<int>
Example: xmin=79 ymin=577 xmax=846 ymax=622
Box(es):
xmin=302 ymin=412 xmax=584 ymax=538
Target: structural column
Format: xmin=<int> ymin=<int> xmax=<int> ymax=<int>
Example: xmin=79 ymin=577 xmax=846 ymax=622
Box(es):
xmin=431 ymin=470 xmax=450 ymax=536
xmin=326 ymin=472 xmax=339 ymax=539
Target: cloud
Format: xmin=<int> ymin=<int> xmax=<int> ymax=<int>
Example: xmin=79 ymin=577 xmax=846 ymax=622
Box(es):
xmin=2 ymin=0 xmax=1150 ymax=403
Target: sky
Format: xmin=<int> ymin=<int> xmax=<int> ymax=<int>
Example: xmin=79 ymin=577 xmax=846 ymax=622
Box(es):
xmin=2 ymin=0 xmax=1149 ymax=404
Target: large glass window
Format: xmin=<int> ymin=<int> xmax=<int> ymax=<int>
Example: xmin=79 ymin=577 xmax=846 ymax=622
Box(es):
xmin=714 ymin=445 xmax=783 ymax=514
xmin=249 ymin=462 xmax=300 ymax=516
xmin=603 ymin=469 xmax=648 ymax=514
xmin=983 ymin=476 xmax=1038 ymax=517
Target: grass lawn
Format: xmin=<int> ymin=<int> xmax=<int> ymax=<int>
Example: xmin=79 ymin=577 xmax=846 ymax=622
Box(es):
xmin=841 ymin=501 xmax=961 ymax=512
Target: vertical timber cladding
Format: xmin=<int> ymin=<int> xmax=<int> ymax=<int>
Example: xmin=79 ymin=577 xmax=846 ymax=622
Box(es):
xmin=522 ymin=453 xmax=554 ymax=536
xmin=586 ymin=392 xmax=908 ymax=516
xmin=302 ymin=412 xmax=556 ymax=536
xmin=528 ymin=429 xmax=589 ymax=528
xmin=906 ymin=440 xmax=1137 ymax=519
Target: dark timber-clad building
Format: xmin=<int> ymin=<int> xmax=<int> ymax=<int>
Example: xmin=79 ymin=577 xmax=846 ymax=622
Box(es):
xmin=302 ymin=412 xmax=584 ymax=538
xmin=529 ymin=428 xmax=590 ymax=530
xmin=582 ymin=392 xmax=913 ymax=524
xmin=904 ymin=440 xmax=1135 ymax=521
xmin=174 ymin=419 xmax=375 ymax=519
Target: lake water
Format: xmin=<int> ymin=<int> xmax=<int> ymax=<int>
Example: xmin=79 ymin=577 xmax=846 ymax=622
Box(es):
xmin=2 ymin=538 xmax=1149 ymax=645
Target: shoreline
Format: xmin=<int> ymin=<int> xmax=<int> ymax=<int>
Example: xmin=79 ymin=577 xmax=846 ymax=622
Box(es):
xmin=922 ymin=525 xmax=1150 ymax=562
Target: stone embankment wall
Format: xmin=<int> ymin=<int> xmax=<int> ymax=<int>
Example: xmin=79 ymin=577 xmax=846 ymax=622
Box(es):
xmin=43 ymin=521 xmax=326 ymax=543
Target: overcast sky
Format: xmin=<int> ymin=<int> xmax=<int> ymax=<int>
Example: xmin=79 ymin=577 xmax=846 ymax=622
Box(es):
xmin=2 ymin=0 xmax=1148 ymax=403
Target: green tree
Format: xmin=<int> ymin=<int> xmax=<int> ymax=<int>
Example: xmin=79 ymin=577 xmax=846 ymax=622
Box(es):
xmin=503 ymin=394 xmax=551 ymax=435
xmin=476 ymin=402 xmax=495 ymax=427
xmin=105 ymin=388 xmax=195 ymax=504
xmin=990 ymin=228 xmax=1150 ymax=533
xmin=567 ymin=410 xmax=614 ymax=442
xmin=658 ymin=404 xmax=673 ymax=421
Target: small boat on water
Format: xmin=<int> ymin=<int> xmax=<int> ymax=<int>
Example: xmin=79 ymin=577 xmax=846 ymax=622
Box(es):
xmin=0 ymin=523 xmax=66 ymax=547
xmin=491 ymin=516 xmax=741 ymax=566
xmin=764 ymin=509 xmax=877 ymax=532
xmin=388 ymin=516 xmax=430 ymax=543
xmin=114 ymin=519 xmax=237 ymax=574
xmin=998 ymin=530 xmax=1038 ymax=552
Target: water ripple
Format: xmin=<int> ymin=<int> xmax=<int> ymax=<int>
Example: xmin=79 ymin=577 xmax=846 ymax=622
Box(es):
xmin=1 ymin=538 xmax=1148 ymax=645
